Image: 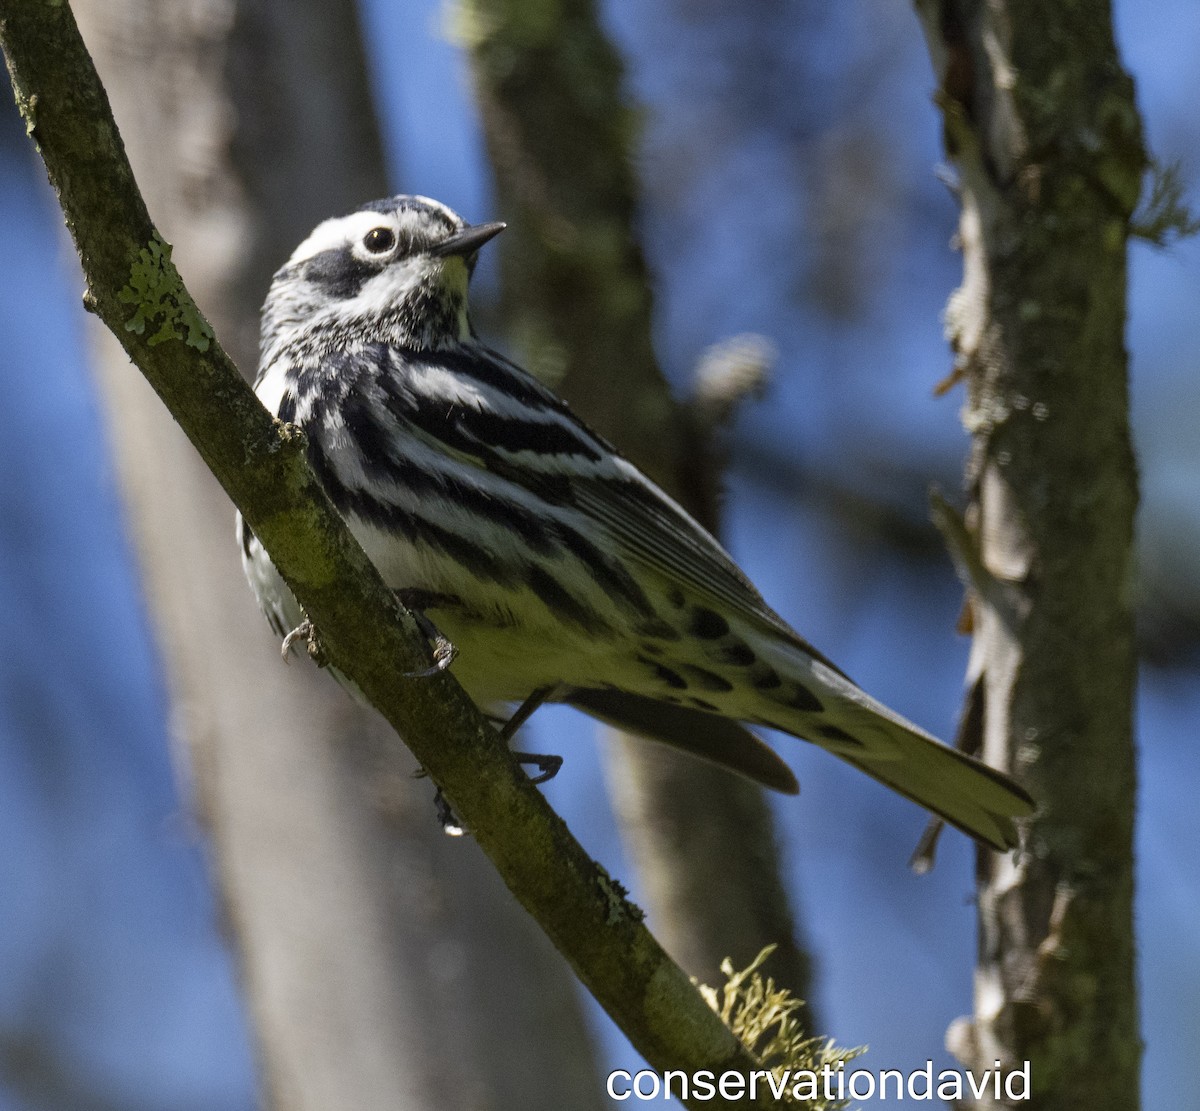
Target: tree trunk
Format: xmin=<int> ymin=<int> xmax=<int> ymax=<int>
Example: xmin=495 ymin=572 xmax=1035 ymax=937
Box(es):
xmin=71 ymin=1 xmax=604 ymax=1107
xmin=913 ymin=2 xmax=1143 ymax=1106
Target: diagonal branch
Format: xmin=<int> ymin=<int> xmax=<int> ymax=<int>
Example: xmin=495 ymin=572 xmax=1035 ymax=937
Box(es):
xmin=0 ymin=1 xmax=779 ymax=1103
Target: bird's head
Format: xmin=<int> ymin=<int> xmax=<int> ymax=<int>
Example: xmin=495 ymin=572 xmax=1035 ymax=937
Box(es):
xmin=262 ymin=195 xmax=505 ymax=358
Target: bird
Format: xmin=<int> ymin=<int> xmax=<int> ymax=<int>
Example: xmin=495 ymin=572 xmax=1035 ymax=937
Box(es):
xmin=238 ymin=194 xmax=1035 ymax=851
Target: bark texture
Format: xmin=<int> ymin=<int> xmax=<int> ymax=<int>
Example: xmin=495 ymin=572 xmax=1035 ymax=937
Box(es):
xmin=459 ymin=0 xmax=816 ymax=1012
xmin=913 ymin=2 xmax=1143 ymax=1106
xmin=58 ymin=1 xmax=603 ymax=1107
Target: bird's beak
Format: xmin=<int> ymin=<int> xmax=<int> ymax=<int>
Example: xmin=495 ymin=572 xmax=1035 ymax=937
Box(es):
xmin=430 ymin=221 xmax=507 ymax=258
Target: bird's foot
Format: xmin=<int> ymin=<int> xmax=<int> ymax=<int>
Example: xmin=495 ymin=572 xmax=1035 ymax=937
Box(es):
xmin=433 ymin=785 xmax=465 ymax=837
xmin=396 ymin=593 xmax=458 ymax=679
xmin=513 ymin=751 xmax=563 ymax=785
xmin=281 ymin=618 xmax=328 ymax=667
xmin=500 ymin=686 xmax=564 ymax=784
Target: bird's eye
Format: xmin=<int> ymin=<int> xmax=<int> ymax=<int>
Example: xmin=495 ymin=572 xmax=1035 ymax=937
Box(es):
xmin=363 ymin=227 xmax=396 ymax=254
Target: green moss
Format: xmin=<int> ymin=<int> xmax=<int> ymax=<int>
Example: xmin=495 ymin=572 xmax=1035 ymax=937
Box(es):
xmin=119 ymin=233 xmax=214 ymax=351
xmin=261 ymin=507 xmax=338 ymax=588
xmin=699 ymin=947 xmax=864 ymax=1108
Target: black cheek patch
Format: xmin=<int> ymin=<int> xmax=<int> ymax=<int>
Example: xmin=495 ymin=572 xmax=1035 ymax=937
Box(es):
xmin=304 ymin=248 xmax=375 ymax=299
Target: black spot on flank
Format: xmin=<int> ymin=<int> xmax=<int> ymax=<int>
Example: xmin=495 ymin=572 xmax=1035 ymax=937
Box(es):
xmin=681 ymin=666 xmax=734 ymax=693
xmin=689 ymin=607 xmax=730 ymax=640
xmin=666 ymin=587 xmax=686 ymax=609
xmin=637 ymin=655 xmax=688 ymax=690
xmin=689 ymin=697 xmax=720 ymax=713
xmin=240 ymin=518 xmax=254 ymax=559
xmin=635 ymin=619 xmax=682 ymax=642
xmin=717 ymin=640 xmax=757 ymax=667
xmin=655 ymin=665 xmax=688 ymax=690
xmin=817 ymin=724 xmax=864 ymax=748
xmin=751 ymin=666 xmax=782 ymax=691
xmin=304 ymin=248 xmax=375 ymax=299
xmin=786 ymin=685 xmax=824 ymax=713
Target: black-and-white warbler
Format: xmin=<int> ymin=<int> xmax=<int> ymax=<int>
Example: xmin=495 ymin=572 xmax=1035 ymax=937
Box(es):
xmin=239 ymin=194 xmax=1034 ymax=850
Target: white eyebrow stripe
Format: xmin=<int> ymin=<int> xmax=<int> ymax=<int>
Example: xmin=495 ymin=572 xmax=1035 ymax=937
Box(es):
xmin=288 ymin=212 xmax=391 ymax=265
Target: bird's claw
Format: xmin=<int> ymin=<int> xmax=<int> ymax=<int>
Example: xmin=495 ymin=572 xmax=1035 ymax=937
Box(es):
xmin=400 ymin=607 xmax=458 ymax=679
xmin=281 ymin=618 xmax=327 ymax=666
xmin=433 ymin=785 xmax=465 ymax=837
xmin=513 ymin=751 xmax=563 ymax=785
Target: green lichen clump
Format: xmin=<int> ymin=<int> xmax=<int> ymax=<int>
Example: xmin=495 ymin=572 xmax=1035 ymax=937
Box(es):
xmin=700 ymin=947 xmax=864 ymax=1109
xmin=119 ymin=234 xmax=213 ymax=351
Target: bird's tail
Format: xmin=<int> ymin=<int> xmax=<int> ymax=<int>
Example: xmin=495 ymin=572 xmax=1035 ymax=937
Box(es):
xmin=755 ymin=649 xmax=1035 ymax=850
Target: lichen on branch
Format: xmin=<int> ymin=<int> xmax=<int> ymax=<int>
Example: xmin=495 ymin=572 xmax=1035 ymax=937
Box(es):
xmin=118 ymin=233 xmax=214 ymax=350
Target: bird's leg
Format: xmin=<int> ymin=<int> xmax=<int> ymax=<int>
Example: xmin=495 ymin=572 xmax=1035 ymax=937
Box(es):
xmin=413 ymin=686 xmax=563 ymax=836
xmin=433 ymin=786 xmax=465 ymax=837
xmin=501 ymin=685 xmax=564 ymax=784
xmin=395 ymin=590 xmax=458 ymax=679
xmin=408 ymin=768 xmax=467 ymax=837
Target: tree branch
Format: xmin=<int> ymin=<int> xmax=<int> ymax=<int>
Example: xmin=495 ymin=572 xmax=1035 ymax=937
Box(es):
xmin=0 ymin=1 xmax=779 ymax=1102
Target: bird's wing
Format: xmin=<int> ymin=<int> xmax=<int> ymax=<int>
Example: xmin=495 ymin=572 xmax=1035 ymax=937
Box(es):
xmin=568 ymin=472 xmax=774 ymax=618
xmin=567 ymin=470 xmax=849 ymax=673
xmin=382 ymin=343 xmax=840 ymax=664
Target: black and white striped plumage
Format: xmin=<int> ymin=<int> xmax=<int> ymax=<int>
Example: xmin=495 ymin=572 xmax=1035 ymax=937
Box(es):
xmin=239 ymin=195 xmax=1034 ymax=850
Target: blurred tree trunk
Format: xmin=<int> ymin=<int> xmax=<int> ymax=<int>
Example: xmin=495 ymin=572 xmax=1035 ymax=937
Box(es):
xmin=72 ymin=1 xmax=603 ymax=1108
xmin=458 ymin=0 xmax=816 ymax=1015
xmin=914 ymin=2 xmax=1143 ymax=1107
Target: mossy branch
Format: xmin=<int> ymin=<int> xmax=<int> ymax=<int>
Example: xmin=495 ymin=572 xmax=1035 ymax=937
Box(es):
xmin=0 ymin=0 xmax=783 ymax=1103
